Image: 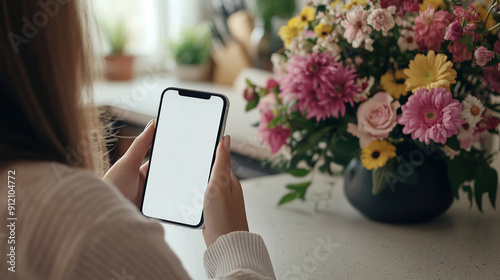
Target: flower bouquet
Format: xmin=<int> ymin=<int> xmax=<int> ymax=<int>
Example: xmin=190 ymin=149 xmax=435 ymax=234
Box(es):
xmin=244 ymin=0 xmax=500 ymax=212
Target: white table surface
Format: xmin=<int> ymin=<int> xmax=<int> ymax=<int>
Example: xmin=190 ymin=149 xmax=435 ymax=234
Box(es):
xmin=164 ymin=172 xmax=500 ymax=280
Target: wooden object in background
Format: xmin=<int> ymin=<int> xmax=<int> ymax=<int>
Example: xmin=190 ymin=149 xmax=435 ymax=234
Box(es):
xmin=227 ymin=10 xmax=254 ymax=59
xmin=212 ymin=41 xmax=251 ymax=85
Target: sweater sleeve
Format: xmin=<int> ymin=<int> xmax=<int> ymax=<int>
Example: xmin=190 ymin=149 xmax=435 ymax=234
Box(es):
xmin=204 ymin=231 xmax=276 ymax=279
xmin=59 ymin=169 xmax=275 ymax=280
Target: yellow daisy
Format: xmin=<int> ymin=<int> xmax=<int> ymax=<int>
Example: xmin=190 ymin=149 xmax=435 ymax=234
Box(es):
xmin=279 ymin=18 xmax=300 ymax=47
xmin=294 ymin=7 xmax=316 ymax=29
xmin=361 ymin=140 xmax=397 ymax=170
xmin=344 ymin=0 xmax=367 ymax=10
xmin=419 ymin=0 xmax=446 ymax=11
xmin=403 ymin=50 xmax=457 ymax=93
xmin=380 ymin=70 xmax=409 ymax=99
xmin=314 ymin=23 xmax=333 ymax=39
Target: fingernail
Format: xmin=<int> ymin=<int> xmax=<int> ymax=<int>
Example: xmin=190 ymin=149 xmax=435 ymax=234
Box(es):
xmin=223 ymin=135 xmax=231 ymax=152
xmin=144 ymin=119 xmax=154 ymax=131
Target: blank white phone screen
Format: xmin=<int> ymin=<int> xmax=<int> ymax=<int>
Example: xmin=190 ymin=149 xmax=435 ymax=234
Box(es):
xmin=142 ymin=90 xmax=224 ymax=226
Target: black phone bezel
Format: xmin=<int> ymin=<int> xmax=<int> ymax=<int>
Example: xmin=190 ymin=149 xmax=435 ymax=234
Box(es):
xmin=139 ymin=87 xmax=229 ymax=228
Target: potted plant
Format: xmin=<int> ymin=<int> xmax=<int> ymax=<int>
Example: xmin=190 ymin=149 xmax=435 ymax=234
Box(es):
xmin=168 ymin=25 xmax=211 ymax=81
xmin=244 ymin=0 xmax=500 ymax=223
xmin=102 ymin=18 xmax=134 ymax=81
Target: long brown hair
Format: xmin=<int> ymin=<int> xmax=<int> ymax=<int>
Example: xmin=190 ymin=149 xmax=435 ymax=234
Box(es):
xmin=0 ymin=0 xmax=108 ymax=174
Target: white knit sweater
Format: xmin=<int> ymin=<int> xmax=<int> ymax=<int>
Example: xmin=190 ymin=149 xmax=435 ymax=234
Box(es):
xmin=0 ymin=161 xmax=275 ymax=279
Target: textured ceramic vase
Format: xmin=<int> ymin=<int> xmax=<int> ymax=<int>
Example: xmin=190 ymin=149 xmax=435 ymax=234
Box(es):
xmin=344 ymin=158 xmax=454 ymax=223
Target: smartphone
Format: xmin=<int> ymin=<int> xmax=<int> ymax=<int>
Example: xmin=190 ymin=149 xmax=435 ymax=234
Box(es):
xmin=140 ymin=87 xmax=229 ymax=228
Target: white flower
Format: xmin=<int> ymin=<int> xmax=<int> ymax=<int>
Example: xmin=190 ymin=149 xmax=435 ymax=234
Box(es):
xmin=287 ymin=30 xmax=317 ymax=57
xmin=397 ymin=28 xmax=417 ymax=52
xmin=308 ymin=0 xmax=330 ymax=5
xmin=271 ymin=53 xmax=287 ymax=74
xmin=364 ymin=37 xmax=374 ymax=51
xmin=461 ymin=95 xmax=485 ymax=127
xmin=354 ymin=76 xmax=375 ymax=102
xmin=314 ymin=33 xmax=341 ymax=57
xmin=341 ymin=6 xmax=372 ymax=49
xmin=367 ymin=8 xmax=395 ymax=36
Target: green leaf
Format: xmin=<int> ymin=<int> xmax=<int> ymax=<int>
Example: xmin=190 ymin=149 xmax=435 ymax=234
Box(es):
xmin=278 ymin=193 xmax=299 ymax=205
xmin=258 ymin=88 xmax=268 ymax=97
xmin=457 ymin=35 xmax=473 ymax=52
xmin=330 ymin=133 xmax=359 ymax=166
xmin=446 ymin=154 xmax=476 ymax=200
xmin=475 ymin=163 xmax=498 ymax=212
xmin=284 ymin=181 xmax=311 ymax=201
xmin=245 ymin=97 xmax=259 ymax=112
xmin=289 ymin=154 xmax=309 ymax=170
xmin=372 ymin=159 xmax=395 ymax=195
xmin=289 ymin=168 xmax=310 ymax=177
xmin=245 ymin=78 xmax=255 ymax=88
xmin=445 ymin=135 xmax=460 ymax=151
xmin=285 ymin=181 xmax=311 ymax=192
xmin=462 ymin=185 xmax=473 ymax=209
xmin=267 ymin=116 xmax=285 ymax=129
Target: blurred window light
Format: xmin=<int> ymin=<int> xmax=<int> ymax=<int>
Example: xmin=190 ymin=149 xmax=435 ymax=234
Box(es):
xmin=94 ymin=0 xmax=160 ymax=55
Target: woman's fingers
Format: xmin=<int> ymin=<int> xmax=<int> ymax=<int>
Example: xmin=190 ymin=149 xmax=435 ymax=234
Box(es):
xmin=206 ymin=136 xmax=233 ymax=196
xmin=203 ymin=135 xmax=249 ymax=247
xmin=122 ymin=119 xmax=155 ymax=166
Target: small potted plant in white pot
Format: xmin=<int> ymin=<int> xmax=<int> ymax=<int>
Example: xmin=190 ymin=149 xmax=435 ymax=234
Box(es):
xmin=102 ymin=18 xmax=134 ymax=81
xmin=168 ymin=25 xmax=211 ymax=81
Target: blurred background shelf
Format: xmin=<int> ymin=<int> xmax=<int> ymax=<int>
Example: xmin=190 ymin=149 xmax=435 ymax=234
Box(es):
xmin=94 ymin=69 xmax=277 ymax=179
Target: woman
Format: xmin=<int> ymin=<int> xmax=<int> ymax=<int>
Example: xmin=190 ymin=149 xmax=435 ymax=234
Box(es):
xmin=0 ymin=1 xmax=275 ymax=279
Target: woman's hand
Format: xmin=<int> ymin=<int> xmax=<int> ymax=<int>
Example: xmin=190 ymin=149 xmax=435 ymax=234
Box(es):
xmin=103 ymin=119 xmax=155 ymax=208
xmin=203 ymin=135 xmax=249 ymax=247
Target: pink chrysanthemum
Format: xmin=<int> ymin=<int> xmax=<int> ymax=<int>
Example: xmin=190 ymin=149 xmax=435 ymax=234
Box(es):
xmin=414 ymin=5 xmax=452 ymax=51
xmin=398 ymin=87 xmax=463 ymax=144
xmin=279 ymin=52 xmax=360 ymax=121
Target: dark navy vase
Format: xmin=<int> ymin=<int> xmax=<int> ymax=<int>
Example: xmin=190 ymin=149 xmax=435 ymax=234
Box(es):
xmin=343 ymin=158 xmax=454 ymax=223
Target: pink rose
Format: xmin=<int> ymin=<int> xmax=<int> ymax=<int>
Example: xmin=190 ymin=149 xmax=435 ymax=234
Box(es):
xmin=475 ymin=46 xmax=495 ymax=66
xmin=494 ymin=41 xmax=500 ymax=54
xmin=265 ymin=79 xmax=278 ymax=92
xmin=463 ymin=23 xmax=477 ymax=35
xmin=453 ymin=5 xmax=478 ymax=22
xmin=449 ymin=42 xmax=472 ymax=63
xmin=258 ymin=109 xmax=290 ymax=154
xmin=257 ymin=92 xmax=277 ymax=110
xmin=347 ymin=92 xmax=400 ymax=148
xmin=445 ymin=20 xmax=463 ymax=42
